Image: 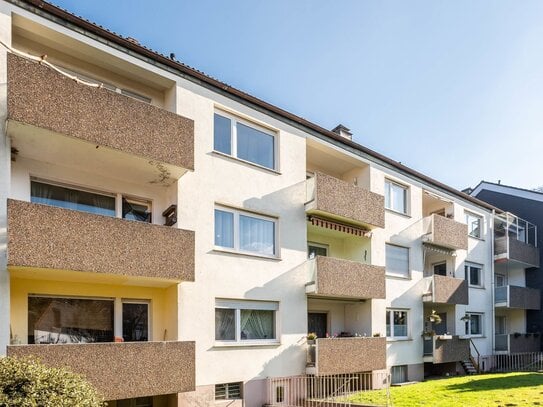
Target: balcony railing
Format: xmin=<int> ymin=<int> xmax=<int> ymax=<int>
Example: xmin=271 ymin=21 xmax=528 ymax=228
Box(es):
xmin=306 ymin=337 xmax=386 ymax=376
xmin=7 ymin=53 xmax=194 ymax=171
xmin=306 ymin=256 xmax=385 ymax=299
xmin=422 ymin=336 xmax=470 ymax=364
xmin=495 ymin=285 xmax=541 ymax=310
xmin=7 ymin=199 xmax=194 ymax=282
xmin=422 ymin=275 xmax=469 ymax=305
xmin=422 ymin=214 xmax=468 ymax=250
xmin=306 ymin=172 xmax=385 ymax=229
xmin=7 ymin=341 xmax=195 ymax=400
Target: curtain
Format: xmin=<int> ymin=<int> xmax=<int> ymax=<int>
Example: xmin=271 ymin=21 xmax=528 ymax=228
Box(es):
xmin=30 ymin=181 xmax=54 ymax=205
xmin=93 ymin=194 xmax=116 ymax=217
xmin=237 ymin=123 xmax=274 ymax=169
xmin=215 ymin=308 xmax=235 ymax=340
xmin=240 ymin=215 xmax=274 ymax=255
xmin=240 ymin=309 xmax=274 ymax=340
xmin=215 ymin=210 xmax=234 ymax=248
xmin=386 ymin=244 xmax=409 ymax=277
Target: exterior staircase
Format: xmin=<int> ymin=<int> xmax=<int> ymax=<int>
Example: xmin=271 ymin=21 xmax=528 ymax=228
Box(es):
xmin=461 ymin=359 xmax=477 ymax=375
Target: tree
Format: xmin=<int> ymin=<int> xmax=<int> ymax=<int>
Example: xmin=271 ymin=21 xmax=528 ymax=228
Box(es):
xmin=0 ymin=356 xmax=104 ymax=407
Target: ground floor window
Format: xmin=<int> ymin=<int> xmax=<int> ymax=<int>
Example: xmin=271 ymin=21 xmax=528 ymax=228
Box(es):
xmin=391 ymin=365 xmax=408 ymax=384
xmin=215 ymin=382 xmax=242 ymax=400
xmin=386 ymin=309 xmax=409 ymax=339
xmin=465 ymin=313 xmax=483 ymax=336
xmin=116 ymin=397 xmax=153 ymax=407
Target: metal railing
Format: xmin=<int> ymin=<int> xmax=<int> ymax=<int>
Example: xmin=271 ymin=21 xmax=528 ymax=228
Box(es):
xmin=480 ymin=352 xmax=543 ymax=373
xmin=495 ymin=212 xmax=537 ymax=248
xmin=266 ymin=371 xmax=390 ymax=406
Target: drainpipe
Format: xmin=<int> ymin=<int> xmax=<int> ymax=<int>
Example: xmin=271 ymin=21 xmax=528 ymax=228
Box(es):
xmin=491 ymin=209 xmax=496 ymax=356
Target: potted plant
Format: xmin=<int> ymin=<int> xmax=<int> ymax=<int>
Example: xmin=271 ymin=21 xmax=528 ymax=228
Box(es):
xmin=422 ymin=329 xmax=436 ymax=339
xmin=514 ymin=332 xmax=521 ymax=338
xmin=373 ymin=333 xmax=381 ymax=337
xmin=534 ymin=332 xmax=540 ymax=338
xmin=307 ymin=332 xmax=317 ymax=345
xmin=427 ymin=310 xmax=442 ymax=325
xmin=525 ymin=333 xmax=532 ymax=338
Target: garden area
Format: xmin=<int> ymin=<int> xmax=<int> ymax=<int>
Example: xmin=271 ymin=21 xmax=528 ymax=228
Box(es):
xmin=343 ymin=372 xmax=543 ymax=406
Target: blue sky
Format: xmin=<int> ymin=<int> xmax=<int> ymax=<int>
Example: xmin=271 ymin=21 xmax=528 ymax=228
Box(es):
xmin=51 ymin=0 xmax=543 ymax=190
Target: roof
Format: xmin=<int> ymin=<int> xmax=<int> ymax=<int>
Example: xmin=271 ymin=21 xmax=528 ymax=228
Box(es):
xmin=12 ymin=0 xmax=499 ymax=212
xmin=471 ymin=181 xmax=543 ymax=203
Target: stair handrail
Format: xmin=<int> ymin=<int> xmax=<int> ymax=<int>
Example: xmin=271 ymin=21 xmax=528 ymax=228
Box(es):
xmin=469 ymin=338 xmax=481 ymax=373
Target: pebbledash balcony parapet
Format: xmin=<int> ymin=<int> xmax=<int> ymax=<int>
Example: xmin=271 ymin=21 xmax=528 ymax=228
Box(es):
xmin=7 ymin=199 xmax=194 ymax=282
xmin=7 ymin=341 xmax=195 ymax=400
xmin=306 ymin=172 xmax=385 ymax=229
xmin=7 ymin=53 xmax=194 ymax=171
xmin=422 ymin=214 xmax=468 ymax=251
xmin=495 ymin=285 xmax=541 ymax=310
xmin=422 ymin=274 xmax=469 ymax=305
xmin=306 ymin=255 xmax=385 ymax=300
xmin=423 ymin=336 xmax=470 ymax=364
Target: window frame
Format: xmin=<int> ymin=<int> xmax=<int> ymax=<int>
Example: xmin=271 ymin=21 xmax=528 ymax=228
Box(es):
xmin=465 ymin=211 xmax=483 ymax=239
xmin=215 ymin=382 xmax=243 ymax=400
xmin=307 ymin=242 xmax=329 ymax=259
xmin=385 ymin=243 xmax=410 ymax=279
xmin=386 ymin=309 xmax=409 ymax=340
xmin=465 ymin=262 xmax=484 ymax=288
xmin=384 ymin=179 xmax=409 ymax=215
xmin=213 ymin=110 xmax=279 ymax=171
xmin=214 ymin=205 xmax=279 ymax=258
xmin=465 ymin=312 xmax=483 ymax=337
xmin=214 ymin=299 xmax=279 ymax=346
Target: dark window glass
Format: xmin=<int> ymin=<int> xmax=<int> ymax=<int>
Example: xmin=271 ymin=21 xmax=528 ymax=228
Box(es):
xmin=122 ymin=303 xmax=149 ymax=342
xmin=122 ymin=198 xmax=151 ymax=223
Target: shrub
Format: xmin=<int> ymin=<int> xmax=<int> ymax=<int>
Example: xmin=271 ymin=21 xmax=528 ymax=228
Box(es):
xmin=0 ymin=356 xmax=104 ymax=407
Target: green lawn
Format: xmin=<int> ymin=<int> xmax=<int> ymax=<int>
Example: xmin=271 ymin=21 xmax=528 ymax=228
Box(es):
xmin=343 ymin=372 xmax=543 ymax=407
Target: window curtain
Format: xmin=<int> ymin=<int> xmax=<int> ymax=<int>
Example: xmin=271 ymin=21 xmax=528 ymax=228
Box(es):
xmin=215 ymin=308 xmax=235 ymax=340
xmin=30 ymin=182 xmax=53 ymax=205
xmin=240 ymin=215 xmax=274 ymax=255
xmin=237 ymin=123 xmax=274 ymax=169
xmin=93 ymin=194 xmax=115 ymax=217
xmin=240 ymin=309 xmax=274 ymax=340
xmin=215 ymin=210 xmax=234 ymax=248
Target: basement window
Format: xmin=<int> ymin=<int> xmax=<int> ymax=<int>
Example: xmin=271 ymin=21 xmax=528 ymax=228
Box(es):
xmin=215 ymin=382 xmax=242 ymax=400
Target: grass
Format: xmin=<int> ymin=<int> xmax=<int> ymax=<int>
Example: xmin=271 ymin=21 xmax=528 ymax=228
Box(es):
xmin=343 ymin=372 xmax=543 ymax=407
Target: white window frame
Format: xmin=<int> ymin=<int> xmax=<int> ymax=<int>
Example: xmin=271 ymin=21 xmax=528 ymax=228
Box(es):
xmin=215 ymin=299 xmax=279 ymax=346
xmin=465 ymin=262 xmax=483 ymax=288
xmin=386 ymin=309 xmax=409 ymax=340
xmin=384 ymin=179 xmax=409 ymax=215
xmin=214 ymin=205 xmax=278 ymax=258
xmin=465 ymin=312 xmax=483 ymax=337
xmin=215 ymin=382 xmax=243 ymax=400
xmin=213 ymin=110 xmax=279 ymax=171
xmin=307 ymin=242 xmax=329 ymax=259
xmin=385 ymin=243 xmax=410 ymax=279
xmin=465 ymin=211 xmax=483 ymax=239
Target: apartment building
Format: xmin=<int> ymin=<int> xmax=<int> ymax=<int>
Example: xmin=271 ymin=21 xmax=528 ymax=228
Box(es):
xmin=469 ymin=182 xmax=542 ymax=354
xmin=0 ymin=1 xmax=507 ymax=406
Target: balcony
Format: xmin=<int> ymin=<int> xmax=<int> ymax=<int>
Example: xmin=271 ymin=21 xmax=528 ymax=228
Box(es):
xmin=495 ymin=285 xmax=541 ymax=310
xmin=306 ymin=256 xmax=385 ymax=300
xmin=495 ymin=236 xmax=540 ymax=268
xmin=422 ymin=214 xmax=468 ymax=250
xmin=7 ymin=341 xmax=195 ymax=400
xmin=495 ymin=334 xmax=541 ymax=353
xmin=422 ymin=275 xmax=469 ymax=305
xmin=306 ymin=172 xmax=385 ymax=229
xmin=306 ymin=337 xmax=386 ymax=375
xmin=7 ymin=54 xmax=193 ymax=184
xmin=423 ymin=336 xmax=469 ymax=364
xmin=7 ymin=199 xmax=194 ymax=282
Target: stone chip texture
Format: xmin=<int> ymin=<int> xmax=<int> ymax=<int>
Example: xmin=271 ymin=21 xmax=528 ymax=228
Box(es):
xmin=430 ymin=214 xmax=468 ymax=250
xmin=509 ymin=285 xmax=541 ymax=310
xmin=309 ymin=172 xmax=385 ymax=228
xmin=509 ymin=238 xmax=540 ymax=268
xmin=509 ymin=334 xmax=541 ymax=353
xmin=7 ymin=53 xmax=194 ymax=169
xmin=312 ymin=256 xmax=385 ymax=299
xmin=315 ymin=337 xmax=386 ymax=375
xmin=7 ymin=341 xmax=195 ymax=400
xmin=433 ymin=336 xmax=469 ymax=364
xmin=432 ymin=275 xmax=469 ymax=305
xmin=7 ymin=199 xmax=194 ymax=281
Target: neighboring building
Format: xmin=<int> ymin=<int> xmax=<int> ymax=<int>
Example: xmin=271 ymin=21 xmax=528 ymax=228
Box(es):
xmin=0 ymin=1 xmax=510 ymax=405
xmin=470 ymin=182 xmax=542 ymax=353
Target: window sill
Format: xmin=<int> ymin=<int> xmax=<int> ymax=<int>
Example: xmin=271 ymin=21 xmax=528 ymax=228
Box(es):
xmin=468 ymin=285 xmax=486 ymax=290
xmin=212 ymin=151 xmax=281 ymax=175
xmin=386 ymin=337 xmax=413 ymax=343
xmin=459 ymin=335 xmax=485 ymax=339
xmin=212 ymin=247 xmax=281 ymax=261
xmin=385 ymin=208 xmax=411 ymax=218
xmin=214 ymin=340 xmax=281 ymax=348
xmin=385 ymin=274 xmax=412 ymax=281
xmin=468 ymin=235 xmax=485 ymax=242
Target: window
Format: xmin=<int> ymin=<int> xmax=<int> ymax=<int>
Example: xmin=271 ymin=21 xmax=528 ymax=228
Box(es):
xmin=465 ymin=313 xmax=483 ymax=336
xmin=215 ymin=382 xmax=242 ymax=400
xmin=214 ymin=207 xmax=277 ymax=256
xmin=31 ymin=180 xmax=152 ymax=223
xmin=385 ymin=180 xmax=408 ymax=214
xmin=433 ymin=262 xmax=447 ymax=276
xmin=386 ymin=309 xmax=408 ymax=339
xmin=122 ymin=302 xmax=149 ymax=342
xmin=386 ymin=244 xmax=409 ymax=278
xmin=391 ymin=365 xmax=408 ymax=384
xmin=117 ymin=397 xmax=153 ymax=407
xmin=465 ymin=212 xmax=482 ymax=238
xmin=215 ymin=299 xmax=278 ymax=344
xmin=495 ymin=274 xmax=506 ymax=287
xmin=465 ymin=262 xmax=483 ymax=287
xmin=214 ymin=112 xmax=277 ymax=170
xmin=308 ymin=242 xmax=328 ymax=259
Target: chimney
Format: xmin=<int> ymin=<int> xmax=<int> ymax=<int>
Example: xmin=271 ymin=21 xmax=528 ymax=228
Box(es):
xmin=331 ymin=124 xmax=353 ymax=141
